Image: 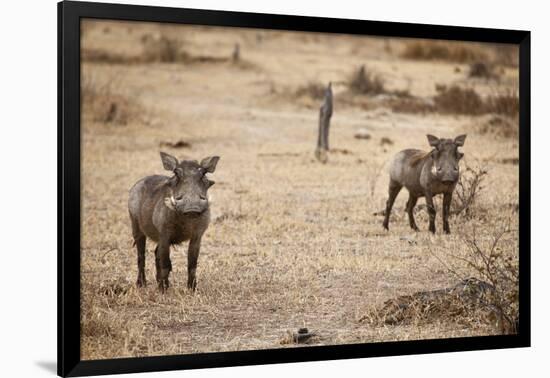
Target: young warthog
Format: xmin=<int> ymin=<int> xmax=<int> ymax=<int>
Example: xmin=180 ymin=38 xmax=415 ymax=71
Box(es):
xmin=382 ymin=134 xmax=466 ymax=234
xmin=128 ymin=152 xmax=220 ymax=292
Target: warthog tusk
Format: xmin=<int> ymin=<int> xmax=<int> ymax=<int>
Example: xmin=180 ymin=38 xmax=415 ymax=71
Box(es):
xmin=164 ymin=196 xmax=176 ymax=211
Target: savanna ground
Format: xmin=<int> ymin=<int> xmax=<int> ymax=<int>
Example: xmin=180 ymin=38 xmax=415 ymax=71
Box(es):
xmin=80 ymin=20 xmax=520 ymax=360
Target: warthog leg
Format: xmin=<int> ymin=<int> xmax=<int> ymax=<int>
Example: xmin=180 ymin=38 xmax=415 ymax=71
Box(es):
xmin=383 ymin=180 xmax=402 ymax=230
xmin=443 ymin=192 xmax=452 ymax=234
xmin=130 ymin=214 xmax=147 ymax=287
xmin=425 ymin=190 xmax=436 ymax=234
xmin=135 ymin=235 xmax=147 ymax=287
xmin=155 ymin=241 xmax=172 ymax=293
xmin=406 ymin=194 xmax=419 ymax=231
xmin=187 ymin=236 xmax=202 ymax=291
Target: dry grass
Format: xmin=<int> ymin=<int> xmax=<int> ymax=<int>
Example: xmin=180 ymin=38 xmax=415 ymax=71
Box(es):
xmin=80 ymin=19 xmax=520 ymax=360
xmin=484 ymin=88 xmax=520 ymax=117
xmin=402 ymin=40 xmax=489 ymax=63
xmin=81 ymin=73 xmax=142 ymax=125
xmin=474 ymin=115 xmax=519 ymax=139
xmin=390 ymin=97 xmax=434 ymax=114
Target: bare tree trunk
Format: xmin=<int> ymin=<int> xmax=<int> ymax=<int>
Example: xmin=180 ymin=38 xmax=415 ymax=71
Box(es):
xmin=315 ymin=82 xmax=333 ymax=163
xmin=232 ymin=43 xmax=240 ymax=62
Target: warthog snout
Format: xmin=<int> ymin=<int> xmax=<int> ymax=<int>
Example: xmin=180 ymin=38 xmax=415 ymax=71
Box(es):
xmin=169 ymin=194 xmax=209 ymax=215
xmin=433 ymin=164 xmax=459 ymax=184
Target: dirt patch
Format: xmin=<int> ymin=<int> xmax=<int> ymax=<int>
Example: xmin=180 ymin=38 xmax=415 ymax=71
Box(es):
xmin=160 ymin=140 xmax=192 ymax=149
xmin=390 ymin=97 xmax=434 ymax=114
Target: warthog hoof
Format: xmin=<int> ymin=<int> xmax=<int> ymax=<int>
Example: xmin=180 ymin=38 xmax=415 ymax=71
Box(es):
xmin=158 ymin=279 xmax=170 ymax=293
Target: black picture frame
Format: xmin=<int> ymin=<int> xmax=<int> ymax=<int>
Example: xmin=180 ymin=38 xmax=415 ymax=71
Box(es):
xmin=58 ymin=1 xmax=531 ymax=376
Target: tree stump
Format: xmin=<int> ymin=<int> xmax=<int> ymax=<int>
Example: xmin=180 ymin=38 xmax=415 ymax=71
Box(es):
xmin=232 ymin=43 xmax=240 ymax=62
xmin=315 ymin=82 xmax=333 ymax=163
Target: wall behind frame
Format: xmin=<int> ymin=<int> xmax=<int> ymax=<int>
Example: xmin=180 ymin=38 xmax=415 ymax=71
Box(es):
xmin=0 ymin=0 xmax=546 ymax=377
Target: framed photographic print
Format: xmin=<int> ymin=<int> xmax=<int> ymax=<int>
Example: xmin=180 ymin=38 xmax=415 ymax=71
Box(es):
xmin=58 ymin=0 xmax=530 ymax=376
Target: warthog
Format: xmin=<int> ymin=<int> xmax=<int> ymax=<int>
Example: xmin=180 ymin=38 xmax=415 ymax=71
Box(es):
xmin=382 ymin=134 xmax=466 ymax=234
xmin=128 ymin=152 xmax=220 ymax=292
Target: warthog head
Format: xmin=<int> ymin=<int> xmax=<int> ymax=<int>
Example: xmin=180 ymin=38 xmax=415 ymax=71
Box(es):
xmin=427 ymin=134 xmax=466 ymax=184
xmin=160 ymin=151 xmax=219 ymax=216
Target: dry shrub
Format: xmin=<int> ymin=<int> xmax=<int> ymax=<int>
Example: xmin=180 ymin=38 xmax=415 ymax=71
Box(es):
xmin=366 ymin=220 xmax=519 ymax=335
xmin=141 ymin=34 xmax=200 ymax=63
xmin=81 ymin=74 xmax=141 ymax=125
xmin=402 ymin=40 xmax=488 ymax=63
xmin=141 ymin=34 xmax=188 ymax=63
xmin=456 ymin=223 xmax=519 ymax=334
xmin=82 ymin=34 xmax=185 ymax=64
xmin=484 ymin=88 xmax=519 ymax=117
xmin=83 ymin=33 xmax=233 ymax=65
xmin=451 ymin=163 xmax=488 ymax=217
xmin=493 ymin=44 xmax=519 ymax=67
xmin=81 ymin=48 xmax=129 ymax=64
xmin=432 ymin=85 xmax=519 ymax=117
xmin=433 ymin=85 xmax=484 ymax=115
xmin=468 ymin=62 xmax=499 ymax=80
xmin=476 ymin=115 xmax=518 ymax=139
xmin=363 ymin=278 xmax=498 ymax=327
xmin=294 ymin=81 xmax=327 ymax=100
xmin=348 ymin=65 xmax=385 ymax=95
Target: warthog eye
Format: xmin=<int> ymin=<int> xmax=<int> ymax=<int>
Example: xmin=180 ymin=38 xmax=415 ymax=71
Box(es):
xmin=437 ymin=167 xmax=442 ymax=172
xmin=175 ymin=195 xmax=183 ymax=201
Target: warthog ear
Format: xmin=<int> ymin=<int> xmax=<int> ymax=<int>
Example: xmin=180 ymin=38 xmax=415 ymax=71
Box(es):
xmin=427 ymin=134 xmax=440 ymax=148
xmin=160 ymin=151 xmax=178 ymax=171
xmin=454 ymin=134 xmax=467 ymax=146
xmin=200 ymin=156 xmax=220 ymax=173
